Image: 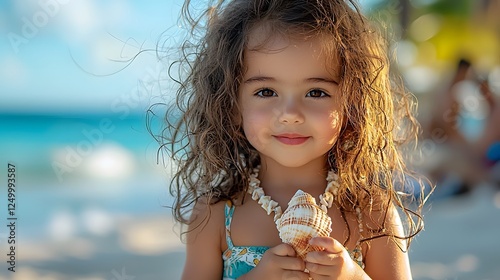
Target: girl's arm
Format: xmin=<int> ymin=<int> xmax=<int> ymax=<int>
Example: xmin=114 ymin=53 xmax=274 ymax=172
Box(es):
xmin=181 ymin=199 xmax=225 ymax=280
xmin=305 ymin=204 xmax=412 ymax=279
xmin=363 ymin=204 xmax=412 ymax=280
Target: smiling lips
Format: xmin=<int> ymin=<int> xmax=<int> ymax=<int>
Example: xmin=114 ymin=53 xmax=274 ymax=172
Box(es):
xmin=273 ymin=133 xmax=310 ymax=145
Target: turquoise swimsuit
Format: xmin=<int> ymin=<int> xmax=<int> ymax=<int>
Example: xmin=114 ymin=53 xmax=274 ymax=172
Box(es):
xmin=222 ymin=201 xmax=269 ymax=280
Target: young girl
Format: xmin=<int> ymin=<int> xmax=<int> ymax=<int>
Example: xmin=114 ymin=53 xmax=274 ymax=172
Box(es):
xmin=162 ymin=0 xmax=428 ymax=279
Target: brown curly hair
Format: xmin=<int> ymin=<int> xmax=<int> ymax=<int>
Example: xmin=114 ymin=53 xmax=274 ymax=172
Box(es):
xmin=157 ymin=0 xmax=430 ymax=249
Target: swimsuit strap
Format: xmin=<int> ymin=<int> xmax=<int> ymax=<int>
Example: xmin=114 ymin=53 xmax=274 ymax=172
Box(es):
xmin=224 ymin=200 xmax=235 ymax=249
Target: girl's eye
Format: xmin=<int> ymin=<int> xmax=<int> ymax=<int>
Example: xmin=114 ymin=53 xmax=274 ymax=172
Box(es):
xmin=255 ymin=88 xmax=276 ymax=98
xmin=306 ymin=89 xmax=329 ymax=98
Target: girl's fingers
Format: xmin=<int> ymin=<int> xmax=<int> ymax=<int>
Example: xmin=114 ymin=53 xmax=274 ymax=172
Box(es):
xmin=306 ymin=260 xmax=336 ymax=276
xmin=305 ymin=250 xmax=341 ymax=267
xmin=269 ymin=243 xmax=306 ymax=271
xmin=305 ymin=237 xmax=347 ymax=266
xmin=284 ymin=270 xmax=311 ymax=280
xmin=309 ymin=236 xmax=344 ymax=254
xmin=272 ymin=243 xmax=297 ymax=257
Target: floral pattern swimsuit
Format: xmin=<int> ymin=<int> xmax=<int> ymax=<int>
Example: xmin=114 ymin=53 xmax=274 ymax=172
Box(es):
xmin=222 ymin=201 xmax=269 ymax=279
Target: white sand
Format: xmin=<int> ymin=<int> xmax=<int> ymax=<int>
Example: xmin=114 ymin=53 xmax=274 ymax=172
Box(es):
xmin=410 ymin=185 xmax=500 ymax=280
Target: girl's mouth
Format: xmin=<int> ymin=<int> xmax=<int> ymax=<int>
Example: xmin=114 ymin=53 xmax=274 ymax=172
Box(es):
xmin=273 ymin=134 xmax=310 ymax=145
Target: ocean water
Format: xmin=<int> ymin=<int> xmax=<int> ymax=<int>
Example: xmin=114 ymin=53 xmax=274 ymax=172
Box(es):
xmin=0 ymin=113 xmax=158 ymax=167
xmin=0 ymin=111 xmax=172 ymax=210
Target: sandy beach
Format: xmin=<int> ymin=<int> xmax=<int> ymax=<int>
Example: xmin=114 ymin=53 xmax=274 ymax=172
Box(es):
xmin=409 ymin=185 xmax=500 ymax=280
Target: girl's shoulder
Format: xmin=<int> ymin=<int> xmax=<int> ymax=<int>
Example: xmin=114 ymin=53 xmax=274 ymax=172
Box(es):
xmin=362 ymin=200 xmax=404 ymax=236
xmin=187 ymin=191 xmax=250 ymax=238
xmin=361 ymin=203 xmax=412 ymax=279
xmin=185 ymin=196 xmax=230 ymax=244
xmin=182 ymin=196 xmax=232 ymax=279
xmin=190 ymin=195 xmax=229 ymax=221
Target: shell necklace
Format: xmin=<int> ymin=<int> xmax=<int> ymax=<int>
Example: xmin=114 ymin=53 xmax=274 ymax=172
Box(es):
xmin=247 ymin=165 xmax=341 ymax=223
xmin=246 ymin=165 xmax=365 ymax=267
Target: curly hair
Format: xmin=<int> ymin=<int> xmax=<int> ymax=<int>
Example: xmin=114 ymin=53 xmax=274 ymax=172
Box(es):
xmin=157 ymin=0 xmax=430 ymax=249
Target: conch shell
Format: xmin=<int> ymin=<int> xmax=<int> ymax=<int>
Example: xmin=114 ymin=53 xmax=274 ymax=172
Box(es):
xmin=276 ymin=190 xmax=332 ymax=259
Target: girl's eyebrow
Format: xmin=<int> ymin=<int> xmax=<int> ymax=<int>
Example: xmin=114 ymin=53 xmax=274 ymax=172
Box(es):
xmin=243 ymin=76 xmax=338 ymax=85
xmin=243 ymin=76 xmax=276 ymax=84
xmin=305 ymin=77 xmax=339 ymax=85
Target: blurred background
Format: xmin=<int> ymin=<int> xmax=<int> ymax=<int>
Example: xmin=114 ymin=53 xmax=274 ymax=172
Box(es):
xmin=0 ymin=0 xmax=499 ymax=279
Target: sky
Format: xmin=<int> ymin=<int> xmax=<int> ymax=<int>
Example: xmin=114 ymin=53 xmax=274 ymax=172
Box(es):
xmin=0 ymin=0 xmax=382 ymax=115
xmin=0 ymin=0 xmax=184 ymax=115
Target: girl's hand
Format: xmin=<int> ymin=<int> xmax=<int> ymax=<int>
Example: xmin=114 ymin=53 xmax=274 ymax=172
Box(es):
xmin=305 ymin=237 xmax=370 ymax=280
xmin=239 ymin=243 xmax=309 ymax=280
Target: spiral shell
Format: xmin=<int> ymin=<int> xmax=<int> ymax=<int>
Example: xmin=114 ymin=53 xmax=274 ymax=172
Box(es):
xmin=276 ymin=190 xmax=332 ymax=259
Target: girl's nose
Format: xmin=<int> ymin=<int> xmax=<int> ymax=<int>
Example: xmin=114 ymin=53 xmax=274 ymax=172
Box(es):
xmin=278 ymin=99 xmax=304 ymax=124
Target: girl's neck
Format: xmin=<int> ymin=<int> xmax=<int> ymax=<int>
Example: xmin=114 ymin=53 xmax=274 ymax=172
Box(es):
xmin=258 ymin=156 xmax=328 ymax=199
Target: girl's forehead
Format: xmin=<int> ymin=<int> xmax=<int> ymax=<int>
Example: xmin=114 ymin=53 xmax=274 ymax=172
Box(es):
xmin=246 ymin=25 xmax=324 ymax=52
xmin=245 ymin=25 xmax=340 ymax=71
xmin=243 ymin=30 xmax=341 ymax=82
xmin=246 ymin=24 xmax=284 ymax=49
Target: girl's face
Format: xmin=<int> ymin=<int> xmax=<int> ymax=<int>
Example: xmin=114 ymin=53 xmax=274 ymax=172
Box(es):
xmin=239 ymin=29 xmax=344 ymax=168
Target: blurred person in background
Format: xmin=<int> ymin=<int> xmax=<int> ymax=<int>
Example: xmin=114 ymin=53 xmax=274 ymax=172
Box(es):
xmin=424 ymin=58 xmax=499 ymax=197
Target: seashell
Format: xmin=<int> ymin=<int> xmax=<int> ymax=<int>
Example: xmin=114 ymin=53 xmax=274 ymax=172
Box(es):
xmin=276 ymin=190 xmax=332 ymax=259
